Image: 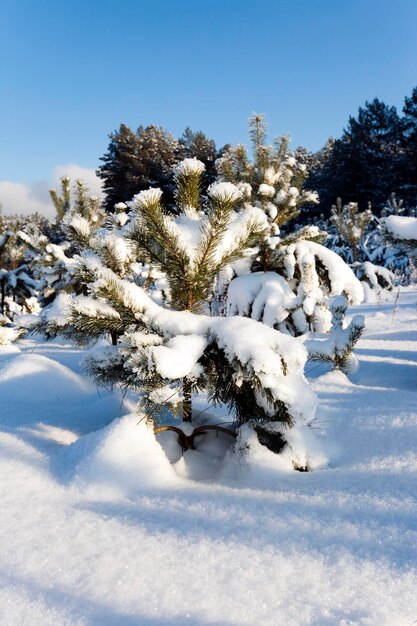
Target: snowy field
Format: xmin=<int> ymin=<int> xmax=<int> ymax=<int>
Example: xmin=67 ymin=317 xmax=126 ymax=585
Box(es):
xmin=1 ymin=289 xmax=417 ymax=626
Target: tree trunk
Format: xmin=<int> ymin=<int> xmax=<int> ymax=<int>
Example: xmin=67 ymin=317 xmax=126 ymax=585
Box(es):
xmin=182 ymin=377 xmax=192 ymax=422
xmin=353 ymin=243 xmax=358 ymax=264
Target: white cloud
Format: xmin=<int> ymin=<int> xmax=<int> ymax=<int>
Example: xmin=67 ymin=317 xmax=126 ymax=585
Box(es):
xmin=53 ymin=164 xmax=104 ymax=200
xmin=0 ymin=180 xmax=53 ymax=217
xmin=0 ymin=165 xmax=104 ymax=218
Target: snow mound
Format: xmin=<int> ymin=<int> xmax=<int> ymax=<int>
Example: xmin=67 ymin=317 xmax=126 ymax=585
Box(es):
xmin=0 ymin=344 xmax=21 ymax=360
xmin=384 ymin=214 xmax=417 ymax=241
xmin=0 ymin=325 xmax=22 ymax=345
xmin=60 ymin=414 xmax=179 ymax=495
xmin=224 ymin=422 xmax=328 ymax=484
xmin=0 ymin=353 xmax=94 ymax=403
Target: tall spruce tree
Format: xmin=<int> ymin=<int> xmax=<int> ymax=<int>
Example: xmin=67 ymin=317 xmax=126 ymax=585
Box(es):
xmin=402 ymin=87 xmax=417 ymax=205
xmin=97 ymin=124 xmax=143 ymax=212
xmin=98 ymin=123 xmax=222 ymax=212
xmin=307 ymin=99 xmax=404 ymax=212
xmin=178 ymin=127 xmax=219 ymax=187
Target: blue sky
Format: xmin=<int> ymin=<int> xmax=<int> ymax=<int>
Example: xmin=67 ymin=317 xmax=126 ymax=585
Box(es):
xmin=1 ymin=0 xmax=417 ymax=214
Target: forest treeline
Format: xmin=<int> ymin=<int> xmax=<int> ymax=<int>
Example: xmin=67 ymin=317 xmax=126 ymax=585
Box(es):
xmin=97 ymin=87 xmax=417 ymax=217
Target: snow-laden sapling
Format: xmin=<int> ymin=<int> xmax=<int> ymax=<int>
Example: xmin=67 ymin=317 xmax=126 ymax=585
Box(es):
xmin=28 ymin=177 xmax=105 ymax=307
xmin=0 ymin=223 xmax=38 ymax=324
xmin=308 ymin=296 xmax=365 ymax=374
xmin=383 ymin=214 xmax=417 ymax=262
xmin=216 ymin=114 xmax=364 ymax=335
xmin=41 ymin=158 xmax=322 ymax=469
xmin=331 ymin=199 xmax=373 ymax=264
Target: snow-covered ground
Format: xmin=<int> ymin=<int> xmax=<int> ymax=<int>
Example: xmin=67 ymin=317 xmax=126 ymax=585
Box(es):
xmin=1 ymin=289 xmax=417 ymax=626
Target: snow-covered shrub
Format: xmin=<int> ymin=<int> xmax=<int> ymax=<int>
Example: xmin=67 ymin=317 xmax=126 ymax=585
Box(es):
xmin=24 ymin=177 xmax=106 ymax=307
xmin=319 ymin=195 xmax=415 ymax=288
xmin=307 ymin=296 xmax=365 ymax=374
xmin=354 ymin=261 xmax=395 ymax=303
xmin=226 ymin=238 xmax=363 ymax=334
xmin=330 ymin=199 xmax=373 ymax=263
xmin=383 ymin=214 xmax=417 ymax=261
xmin=0 ymin=222 xmax=39 ymax=321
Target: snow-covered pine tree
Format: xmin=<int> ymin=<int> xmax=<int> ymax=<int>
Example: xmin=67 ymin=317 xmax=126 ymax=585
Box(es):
xmin=331 ymin=198 xmax=373 ymax=263
xmin=48 ymin=159 xmax=268 ymax=419
xmin=217 ymin=113 xmax=319 ymax=236
xmin=0 ymin=219 xmax=38 ymax=322
xmin=315 ymin=195 xmax=410 ymax=293
xmin=28 ymin=177 xmax=105 ymax=306
xmin=307 ymin=296 xmax=365 ymax=374
xmin=383 ymin=214 xmax=417 ymax=261
xmin=216 ymin=114 xmax=364 ymax=335
xmin=327 ymin=198 xmax=397 ymax=300
xmin=41 ymin=158 xmax=319 ymax=467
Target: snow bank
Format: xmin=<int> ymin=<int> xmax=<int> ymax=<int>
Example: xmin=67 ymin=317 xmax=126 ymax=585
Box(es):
xmin=0 ymin=353 xmax=94 ymax=403
xmin=0 ymin=325 xmax=22 ymax=345
xmin=60 ymin=414 xmax=179 ymax=495
xmin=225 ymin=421 xmax=328 ymax=482
xmin=384 ymin=214 xmax=417 ymax=241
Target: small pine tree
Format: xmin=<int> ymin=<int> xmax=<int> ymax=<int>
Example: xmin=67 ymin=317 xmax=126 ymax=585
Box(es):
xmin=216 ymin=115 xmax=364 ymax=335
xmin=217 ymin=113 xmax=319 ymax=241
xmin=0 ymin=220 xmax=38 ymax=320
xmin=308 ymin=296 xmax=365 ymax=374
xmin=331 ymin=199 xmax=373 ymax=263
xmin=40 ymin=158 xmax=317 ymax=454
xmin=28 ymin=177 xmax=105 ymax=306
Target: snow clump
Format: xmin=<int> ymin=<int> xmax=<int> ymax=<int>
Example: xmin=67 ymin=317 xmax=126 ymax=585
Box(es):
xmin=208 ymin=182 xmax=242 ymax=203
xmin=174 ymin=157 xmax=205 ymax=177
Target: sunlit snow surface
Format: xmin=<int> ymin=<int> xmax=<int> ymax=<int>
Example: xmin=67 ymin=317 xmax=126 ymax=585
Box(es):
xmin=1 ymin=289 xmax=417 ymax=625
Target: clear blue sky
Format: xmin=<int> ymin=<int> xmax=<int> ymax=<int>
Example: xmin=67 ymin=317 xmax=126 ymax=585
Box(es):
xmin=1 ymin=0 xmax=417 ymax=186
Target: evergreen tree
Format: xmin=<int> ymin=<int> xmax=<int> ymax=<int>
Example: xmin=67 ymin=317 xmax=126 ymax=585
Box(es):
xmin=308 ymin=296 xmax=365 ymax=374
xmin=39 ymin=158 xmax=321 ymax=469
xmin=383 ymin=213 xmax=417 ymax=261
xmin=402 ymin=87 xmax=417 ymax=205
xmin=97 ymin=124 xmax=142 ymax=211
xmin=308 ymin=99 xmax=404 ymax=212
xmin=330 ymin=199 xmax=373 ymax=263
xmin=0 ymin=219 xmax=38 ymax=320
xmin=215 ymin=114 xmax=364 ymax=335
xmin=97 ymin=124 xmax=178 ymax=211
xmin=25 ymin=177 xmax=105 ymax=307
xmin=178 ymin=127 xmax=219 ymax=187
xmin=98 ymin=123 xmax=223 ymax=213
xmin=217 ymin=113 xmax=319 ymax=234
xmin=304 ymin=138 xmax=337 ymax=218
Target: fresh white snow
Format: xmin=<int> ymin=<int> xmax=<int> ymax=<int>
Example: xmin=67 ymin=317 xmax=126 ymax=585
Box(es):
xmin=384 ymin=215 xmax=417 ymax=242
xmin=1 ymin=289 xmax=417 ymax=625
